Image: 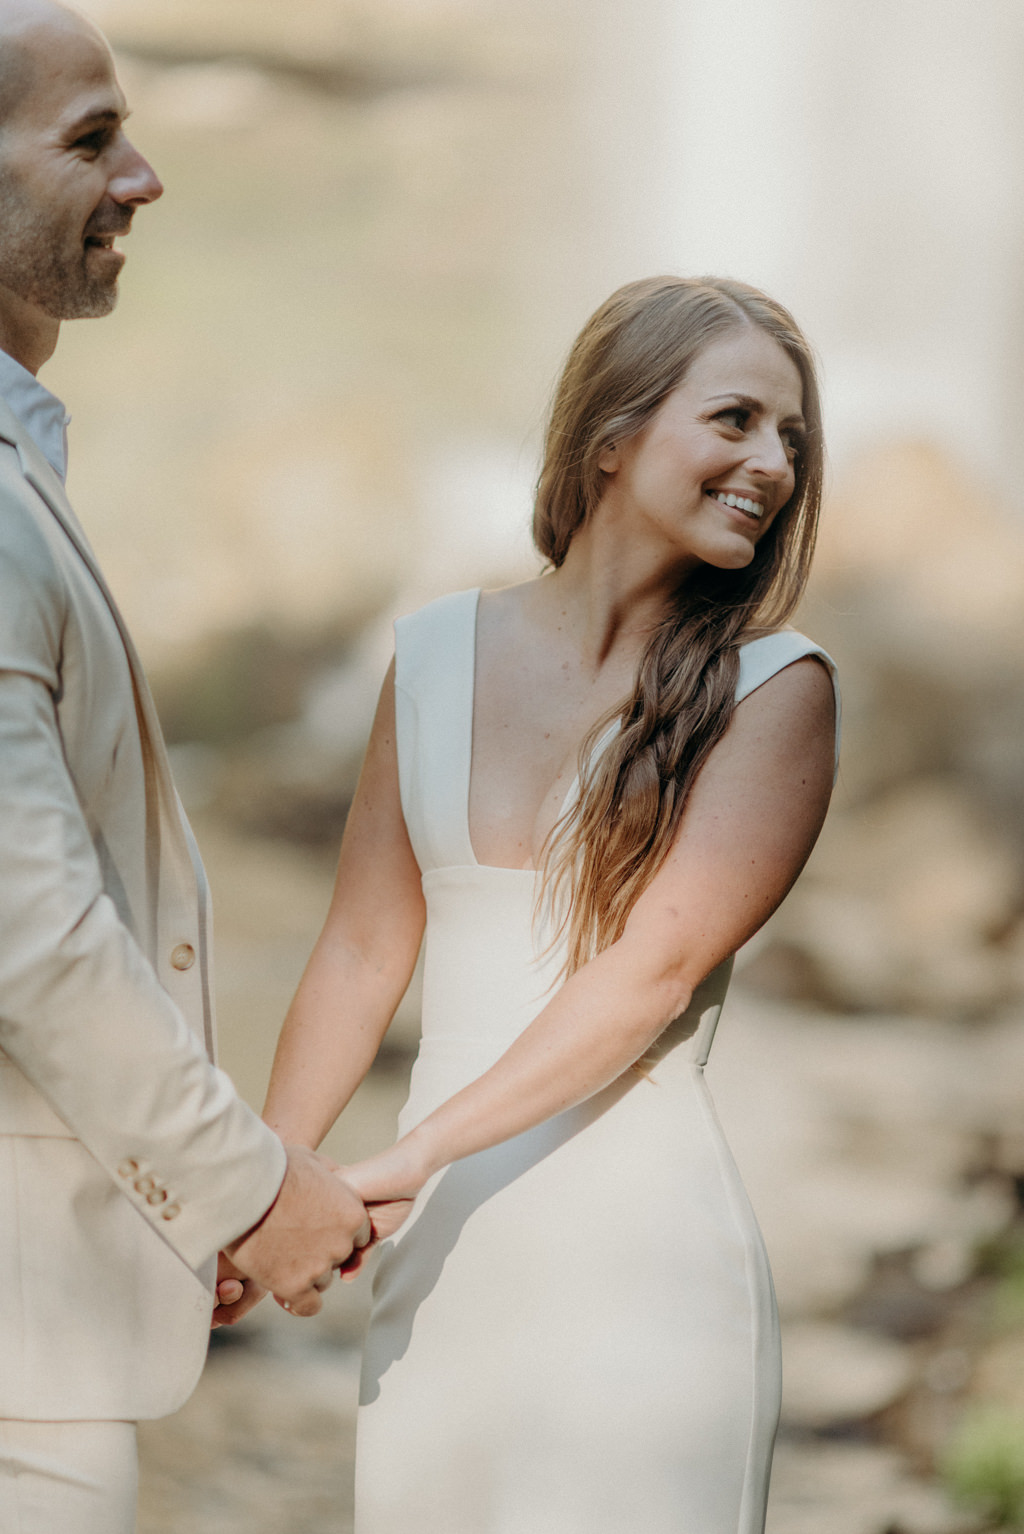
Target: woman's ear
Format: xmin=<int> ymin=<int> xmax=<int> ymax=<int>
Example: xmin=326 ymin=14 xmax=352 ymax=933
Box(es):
xmin=597 ymin=441 xmax=619 ymax=474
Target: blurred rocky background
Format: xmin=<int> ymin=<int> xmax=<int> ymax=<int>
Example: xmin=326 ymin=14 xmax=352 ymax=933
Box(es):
xmin=55 ymin=1 xmax=1024 ymax=1530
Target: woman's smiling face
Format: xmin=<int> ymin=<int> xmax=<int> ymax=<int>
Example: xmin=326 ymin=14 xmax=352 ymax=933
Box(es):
xmin=597 ymin=325 xmax=806 ymax=576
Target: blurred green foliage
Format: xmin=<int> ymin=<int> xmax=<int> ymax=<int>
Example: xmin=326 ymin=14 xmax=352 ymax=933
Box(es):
xmin=942 ymin=1404 xmax=1024 ymax=1528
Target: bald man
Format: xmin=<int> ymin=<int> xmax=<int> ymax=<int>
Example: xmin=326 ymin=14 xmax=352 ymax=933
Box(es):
xmin=0 ymin=5 xmax=370 ymax=1528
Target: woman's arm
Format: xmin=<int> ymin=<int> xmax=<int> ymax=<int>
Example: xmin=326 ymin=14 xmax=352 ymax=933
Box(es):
xmin=262 ymin=661 xmax=426 ymax=1150
xmin=343 ymin=657 xmax=835 ymax=1221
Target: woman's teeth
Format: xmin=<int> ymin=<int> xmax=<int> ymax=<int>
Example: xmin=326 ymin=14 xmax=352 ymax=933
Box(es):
xmin=708 ymin=490 xmax=762 ymax=520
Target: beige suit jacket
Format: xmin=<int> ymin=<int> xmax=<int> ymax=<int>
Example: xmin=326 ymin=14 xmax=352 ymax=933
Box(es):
xmin=0 ymin=398 xmax=287 ymax=1420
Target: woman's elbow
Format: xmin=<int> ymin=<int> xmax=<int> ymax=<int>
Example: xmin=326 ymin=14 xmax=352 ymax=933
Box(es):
xmin=610 ymin=932 xmax=695 ymax=1031
xmin=651 ymin=968 xmax=696 ymax=1029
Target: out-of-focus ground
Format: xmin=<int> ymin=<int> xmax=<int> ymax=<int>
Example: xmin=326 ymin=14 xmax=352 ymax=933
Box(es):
xmin=47 ymin=2 xmax=1024 ymax=1531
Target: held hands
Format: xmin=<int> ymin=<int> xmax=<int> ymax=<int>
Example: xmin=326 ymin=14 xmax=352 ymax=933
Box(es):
xmin=210 ymin=1140 xmax=426 ymax=1330
xmin=223 ymin=1144 xmax=373 ymax=1319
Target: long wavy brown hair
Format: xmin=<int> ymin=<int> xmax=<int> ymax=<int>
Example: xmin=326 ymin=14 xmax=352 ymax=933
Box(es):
xmin=534 ymin=275 xmax=824 ymax=974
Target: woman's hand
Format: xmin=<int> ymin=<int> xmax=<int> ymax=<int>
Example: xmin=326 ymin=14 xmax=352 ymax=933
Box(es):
xmin=338 ymin=1140 xmax=428 ymax=1244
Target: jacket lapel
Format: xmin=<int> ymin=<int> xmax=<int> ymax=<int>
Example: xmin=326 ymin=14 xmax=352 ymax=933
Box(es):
xmin=0 ymin=399 xmax=196 ymax=872
xmin=0 ymin=399 xmax=216 ymax=1054
xmin=1 ymin=403 xmax=161 ymax=722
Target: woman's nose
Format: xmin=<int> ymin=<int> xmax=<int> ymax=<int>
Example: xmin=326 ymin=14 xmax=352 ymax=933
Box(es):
xmin=748 ymin=428 xmax=792 ymax=480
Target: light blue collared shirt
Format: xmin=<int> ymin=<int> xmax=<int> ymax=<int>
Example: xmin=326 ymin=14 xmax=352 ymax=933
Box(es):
xmin=0 ymin=348 xmax=70 ymax=482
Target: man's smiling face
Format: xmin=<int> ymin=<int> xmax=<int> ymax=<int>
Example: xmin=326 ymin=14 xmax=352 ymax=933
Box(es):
xmin=0 ymin=2 xmax=162 ymax=322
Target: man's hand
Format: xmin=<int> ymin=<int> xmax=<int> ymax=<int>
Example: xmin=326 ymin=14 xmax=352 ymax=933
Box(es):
xmin=211 ymin=1251 xmax=267 ymax=1329
xmin=225 ymin=1145 xmax=372 ymax=1317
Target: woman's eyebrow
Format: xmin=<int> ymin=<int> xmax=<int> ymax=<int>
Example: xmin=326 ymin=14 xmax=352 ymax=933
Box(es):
xmin=706 ymin=392 xmax=760 ymax=407
xmin=706 ymin=391 xmax=806 ymax=426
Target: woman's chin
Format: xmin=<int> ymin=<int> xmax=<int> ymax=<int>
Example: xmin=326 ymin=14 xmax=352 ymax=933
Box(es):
xmin=696 ymin=536 xmax=758 ymax=573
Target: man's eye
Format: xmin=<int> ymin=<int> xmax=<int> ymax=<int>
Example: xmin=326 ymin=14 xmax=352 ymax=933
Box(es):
xmin=73 ymin=130 xmax=110 ymax=154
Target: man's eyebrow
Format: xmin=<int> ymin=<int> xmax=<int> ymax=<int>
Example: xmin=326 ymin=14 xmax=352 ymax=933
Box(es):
xmin=63 ymin=104 xmax=129 ymax=136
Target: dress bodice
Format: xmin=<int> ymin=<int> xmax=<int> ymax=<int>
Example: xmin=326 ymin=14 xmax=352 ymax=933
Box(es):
xmin=393 ymin=587 xmax=839 ymax=1072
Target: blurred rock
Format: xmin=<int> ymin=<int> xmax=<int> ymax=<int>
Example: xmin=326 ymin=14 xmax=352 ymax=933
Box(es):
xmin=781 ymin=1322 xmax=914 ymax=1429
xmin=810 ymin=440 xmax=1024 ymax=691
xmin=708 ymin=996 xmax=1020 ymax=1320
xmin=215 ymin=727 xmax=356 ymax=851
xmin=745 ymin=776 xmax=1024 ymax=1019
xmin=767 ymin=1441 xmax=984 ymax=1534
xmin=847 ymin=1251 xmax=953 ymax=1341
xmin=153 ymin=619 xmax=374 ymax=748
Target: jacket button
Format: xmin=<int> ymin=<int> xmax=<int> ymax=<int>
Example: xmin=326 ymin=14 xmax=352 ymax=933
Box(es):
xmin=146 ymin=1188 xmax=169 ymax=1206
xmin=170 ymin=943 xmax=195 ymax=971
xmin=117 ymin=1158 xmax=141 ymax=1179
xmin=160 ymin=1202 xmax=182 ymax=1221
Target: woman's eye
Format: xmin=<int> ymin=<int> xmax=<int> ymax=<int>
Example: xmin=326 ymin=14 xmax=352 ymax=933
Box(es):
xmin=714 ymin=407 xmax=748 ymax=431
xmin=781 ymin=428 xmax=804 ymax=460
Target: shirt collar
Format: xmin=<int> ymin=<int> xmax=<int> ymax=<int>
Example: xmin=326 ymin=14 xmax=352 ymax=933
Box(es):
xmin=0 ymin=348 xmax=70 ymax=483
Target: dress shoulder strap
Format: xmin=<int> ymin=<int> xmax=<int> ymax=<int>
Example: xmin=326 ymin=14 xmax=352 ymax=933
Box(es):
xmin=736 ymin=629 xmax=841 ymax=777
xmin=393 ymin=587 xmax=479 ymax=873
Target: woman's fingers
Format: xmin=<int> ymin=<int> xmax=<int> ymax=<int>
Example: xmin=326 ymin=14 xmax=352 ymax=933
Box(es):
xmin=365 ymin=1196 xmax=417 ymax=1241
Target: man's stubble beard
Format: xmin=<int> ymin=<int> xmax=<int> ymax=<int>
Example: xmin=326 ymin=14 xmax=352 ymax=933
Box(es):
xmin=0 ymin=164 xmax=119 ymax=320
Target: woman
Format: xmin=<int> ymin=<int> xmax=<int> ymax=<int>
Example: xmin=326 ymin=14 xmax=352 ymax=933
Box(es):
xmin=263 ymin=276 xmax=838 ymax=1533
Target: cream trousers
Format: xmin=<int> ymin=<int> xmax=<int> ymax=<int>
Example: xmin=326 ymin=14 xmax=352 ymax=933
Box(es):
xmin=0 ymin=1418 xmax=137 ymax=1533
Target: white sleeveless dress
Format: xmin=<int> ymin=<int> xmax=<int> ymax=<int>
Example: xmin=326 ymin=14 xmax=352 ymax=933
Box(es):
xmin=355 ymin=588 xmax=840 ymax=1534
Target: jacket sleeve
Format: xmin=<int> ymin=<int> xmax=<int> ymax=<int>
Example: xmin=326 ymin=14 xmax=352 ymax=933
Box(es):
xmin=0 ymin=483 xmax=287 ymax=1274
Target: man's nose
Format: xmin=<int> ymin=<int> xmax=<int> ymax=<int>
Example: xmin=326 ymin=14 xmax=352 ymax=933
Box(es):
xmin=109 ymin=138 xmax=163 ymax=207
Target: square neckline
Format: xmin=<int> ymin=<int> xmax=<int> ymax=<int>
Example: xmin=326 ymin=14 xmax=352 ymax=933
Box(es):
xmin=465 ymin=587 xmax=619 ymax=874
xmin=452 ymin=587 xmax=838 ymax=871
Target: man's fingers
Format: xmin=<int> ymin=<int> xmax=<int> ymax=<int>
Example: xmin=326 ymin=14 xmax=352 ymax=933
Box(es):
xmin=276 ymin=1288 xmax=322 ymax=1318
xmin=228 ymin=1148 xmax=375 ymax=1304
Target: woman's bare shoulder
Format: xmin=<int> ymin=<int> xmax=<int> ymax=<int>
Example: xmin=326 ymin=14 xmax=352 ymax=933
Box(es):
xmin=730 ymin=653 xmax=836 ymax=755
